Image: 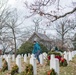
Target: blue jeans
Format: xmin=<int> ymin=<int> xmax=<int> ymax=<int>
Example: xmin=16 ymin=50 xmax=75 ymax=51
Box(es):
xmin=35 ymin=50 xmax=41 ymax=63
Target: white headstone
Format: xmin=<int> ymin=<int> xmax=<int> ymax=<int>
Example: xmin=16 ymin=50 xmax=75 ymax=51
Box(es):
xmin=0 ymin=55 xmax=3 ymax=58
xmin=67 ymin=52 xmax=69 ymax=64
xmin=39 ymin=54 xmax=44 ymax=65
xmin=54 ymin=58 xmax=59 ymax=75
xmin=22 ymin=54 xmax=23 ymax=57
xmin=16 ymin=55 xmax=21 ymax=73
xmin=69 ymin=51 xmax=72 ymax=61
xmin=43 ymin=52 xmax=47 ymax=59
xmin=24 ymin=54 xmax=27 ymax=63
xmin=17 ymin=54 xmax=20 ymax=58
xmin=72 ymin=51 xmax=74 ymax=58
xmin=3 ymin=54 xmax=7 ymax=61
xmin=73 ymin=51 xmax=75 ymax=56
xmin=64 ymin=51 xmax=68 ymax=60
xmin=30 ymin=54 xmax=35 ymax=65
xmin=7 ymin=55 xmax=11 ymax=70
xmin=30 ymin=54 xmax=37 ymax=75
xmin=12 ymin=54 xmax=15 ymax=61
xmin=50 ymin=55 xmax=59 ymax=75
xmin=74 ymin=51 xmax=76 ymax=55
xmin=28 ymin=53 xmax=31 ymax=58
xmin=50 ymin=54 xmax=55 ymax=69
xmin=33 ymin=57 xmax=37 ymax=75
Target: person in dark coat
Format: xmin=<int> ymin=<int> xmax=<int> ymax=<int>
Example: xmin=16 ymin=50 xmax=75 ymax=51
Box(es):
xmin=32 ymin=40 xmax=42 ymax=63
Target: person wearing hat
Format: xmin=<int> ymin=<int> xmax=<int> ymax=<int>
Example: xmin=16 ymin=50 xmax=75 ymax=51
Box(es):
xmin=32 ymin=39 xmax=42 ymax=64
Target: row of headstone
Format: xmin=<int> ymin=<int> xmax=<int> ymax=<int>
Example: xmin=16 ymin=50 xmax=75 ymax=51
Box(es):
xmin=0 ymin=53 xmax=60 ymax=75
xmin=0 ymin=51 xmax=76 ymax=75
xmin=0 ymin=53 xmax=56 ymax=75
xmin=64 ymin=51 xmax=76 ymax=62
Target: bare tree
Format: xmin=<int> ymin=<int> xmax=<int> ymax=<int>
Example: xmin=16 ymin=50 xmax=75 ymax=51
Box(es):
xmin=54 ymin=18 xmax=76 ymax=50
xmin=0 ymin=0 xmax=33 ymax=55
xmin=0 ymin=36 xmax=12 ymax=54
xmin=5 ymin=9 xmax=24 ymax=57
xmin=0 ymin=0 xmax=14 ymax=54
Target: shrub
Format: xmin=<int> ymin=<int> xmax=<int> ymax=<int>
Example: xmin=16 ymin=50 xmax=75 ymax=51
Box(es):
xmin=60 ymin=58 xmax=68 ymax=67
xmin=17 ymin=42 xmax=33 ymax=55
xmin=25 ymin=64 xmax=33 ymax=75
xmin=39 ymin=43 xmax=48 ymax=53
xmin=17 ymin=41 xmax=48 ymax=55
xmin=11 ymin=64 xmax=19 ymax=75
xmin=1 ymin=58 xmax=8 ymax=72
xmin=20 ymin=71 xmax=26 ymax=75
xmin=58 ymin=49 xmax=64 ymax=52
xmin=47 ymin=68 xmax=57 ymax=75
xmin=48 ymin=51 xmax=61 ymax=56
xmin=46 ymin=59 xmax=50 ymax=65
xmin=20 ymin=64 xmax=33 ymax=75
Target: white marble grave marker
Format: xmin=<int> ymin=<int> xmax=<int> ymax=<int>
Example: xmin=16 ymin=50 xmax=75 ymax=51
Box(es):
xmin=54 ymin=58 xmax=59 ymax=75
xmin=72 ymin=51 xmax=74 ymax=58
xmin=12 ymin=54 xmax=15 ymax=61
xmin=64 ymin=51 xmax=68 ymax=60
xmin=24 ymin=54 xmax=27 ymax=63
xmin=16 ymin=55 xmax=21 ymax=73
xmin=3 ymin=54 xmax=7 ymax=61
xmin=30 ymin=54 xmax=37 ymax=75
xmin=50 ymin=54 xmax=55 ymax=69
xmin=22 ymin=54 xmax=23 ymax=57
xmin=43 ymin=52 xmax=47 ymax=59
xmin=30 ymin=54 xmax=34 ymax=65
xmin=69 ymin=51 xmax=72 ymax=61
xmin=39 ymin=54 xmax=44 ymax=65
xmin=50 ymin=55 xmax=59 ymax=75
xmin=7 ymin=55 xmax=11 ymax=70
xmin=28 ymin=53 xmax=31 ymax=58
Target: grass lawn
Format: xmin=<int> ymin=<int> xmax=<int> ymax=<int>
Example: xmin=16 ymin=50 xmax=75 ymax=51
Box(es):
xmin=0 ymin=56 xmax=76 ymax=75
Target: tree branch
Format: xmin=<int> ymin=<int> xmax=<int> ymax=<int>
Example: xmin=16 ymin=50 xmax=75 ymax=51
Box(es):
xmin=38 ymin=7 xmax=76 ymax=22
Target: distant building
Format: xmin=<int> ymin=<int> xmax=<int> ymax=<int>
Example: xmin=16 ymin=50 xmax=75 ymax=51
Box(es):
xmin=28 ymin=32 xmax=53 ymax=50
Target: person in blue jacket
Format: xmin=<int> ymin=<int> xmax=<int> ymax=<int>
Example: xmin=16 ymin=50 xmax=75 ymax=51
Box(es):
xmin=32 ymin=40 xmax=42 ymax=64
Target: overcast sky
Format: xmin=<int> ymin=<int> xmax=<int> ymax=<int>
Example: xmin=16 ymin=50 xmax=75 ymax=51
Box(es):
xmin=7 ymin=0 xmax=76 ymax=37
